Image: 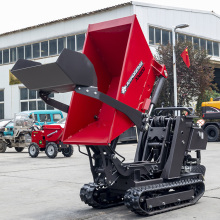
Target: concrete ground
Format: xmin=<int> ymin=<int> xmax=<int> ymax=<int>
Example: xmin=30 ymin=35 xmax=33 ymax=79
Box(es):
xmin=0 ymin=142 xmax=220 ymax=220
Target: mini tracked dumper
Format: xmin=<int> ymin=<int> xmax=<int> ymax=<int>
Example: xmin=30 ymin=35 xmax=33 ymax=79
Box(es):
xmin=11 ymin=15 xmax=207 ymax=216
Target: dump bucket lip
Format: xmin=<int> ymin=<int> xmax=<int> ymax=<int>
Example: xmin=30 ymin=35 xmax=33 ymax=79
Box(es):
xmin=11 ymin=49 xmax=97 ymax=93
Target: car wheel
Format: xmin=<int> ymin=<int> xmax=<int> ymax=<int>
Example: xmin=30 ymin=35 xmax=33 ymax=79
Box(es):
xmin=61 ymin=145 xmax=74 ymax=157
xmin=15 ymin=147 xmax=24 ymax=152
xmin=45 ymin=142 xmax=58 ymax=158
xmin=28 ymin=143 xmax=40 ymax=158
xmin=0 ymin=141 xmax=7 ymax=153
xmin=204 ymin=125 xmax=219 ymax=142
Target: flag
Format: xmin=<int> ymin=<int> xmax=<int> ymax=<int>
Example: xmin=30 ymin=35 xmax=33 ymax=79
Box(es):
xmin=181 ymin=47 xmax=190 ymax=68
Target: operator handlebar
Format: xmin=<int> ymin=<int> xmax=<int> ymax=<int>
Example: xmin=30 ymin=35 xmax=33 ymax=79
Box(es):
xmin=154 ymin=107 xmax=195 ymax=115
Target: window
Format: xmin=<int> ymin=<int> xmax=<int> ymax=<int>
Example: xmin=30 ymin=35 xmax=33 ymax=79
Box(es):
xmin=20 ymin=88 xmax=28 ymax=100
xmin=162 ymin=30 xmax=169 ymax=45
xmin=53 ymin=114 xmax=62 ymax=122
xmin=186 ymin=36 xmax=192 ymax=43
xmin=170 ymin=32 xmax=173 ymax=45
xmin=0 ymin=51 xmax=2 ymax=64
xmin=21 ymin=102 xmax=28 ymax=111
xmin=29 ymin=89 xmax=36 ymax=99
xmin=193 ymin=37 xmax=199 ymax=50
xmin=147 ymin=26 xmax=220 ymax=57
xmin=76 ymin=34 xmax=85 ymax=51
xmin=200 ymin=39 xmax=206 ymax=50
xmin=39 ymin=114 xmax=51 ymax=122
xmin=0 ymin=32 xmax=86 ymax=65
xmin=29 ymin=101 xmax=36 ymax=110
xmin=178 ymin=34 xmax=185 ymax=42
xmin=25 ymin=45 xmax=32 ymax=59
xmin=33 ymin=43 xmax=40 ymax=58
xmin=3 ymin=49 xmax=9 ymax=64
xmin=34 ymin=114 xmax=38 ymax=121
xmin=207 ymin=40 xmax=213 ymax=55
xmin=17 ymin=46 xmax=24 ymax=59
xmin=10 ymin=48 xmax=16 ymax=62
xmin=58 ymin=37 xmax=66 ymax=53
xmin=155 ymin=28 xmax=161 ymax=45
xmin=149 ymin=27 xmax=154 ymax=44
xmin=47 ymin=105 xmax=54 ymax=110
xmin=67 ymin=35 xmax=75 ymax=51
xmin=213 ymin=42 xmax=219 ymax=57
xmin=41 ymin=41 xmax=48 ymax=57
xmin=20 ymin=88 xmax=54 ymax=111
xmin=0 ymin=90 xmax=4 ymax=119
xmin=49 ymin=39 xmax=57 ymax=55
xmin=38 ymin=101 xmax=45 ymax=110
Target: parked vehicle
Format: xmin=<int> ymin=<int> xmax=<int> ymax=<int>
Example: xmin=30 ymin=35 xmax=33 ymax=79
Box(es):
xmin=0 ymin=119 xmax=12 ymax=137
xmin=0 ymin=110 xmax=64 ymax=153
xmin=201 ymin=97 xmax=220 ymax=141
xmin=3 ymin=110 xmax=63 ymax=136
xmin=3 ymin=121 xmax=14 ymax=136
xmin=0 ymin=113 xmax=34 ymax=153
xmin=29 ymin=118 xmax=74 ymax=158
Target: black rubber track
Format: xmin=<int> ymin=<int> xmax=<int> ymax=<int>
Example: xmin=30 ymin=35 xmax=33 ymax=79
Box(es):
xmin=124 ymin=178 xmax=205 ymax=216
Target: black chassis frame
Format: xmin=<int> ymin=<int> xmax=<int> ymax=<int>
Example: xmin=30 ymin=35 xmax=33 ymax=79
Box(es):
xmin=84 ymin=114 xmax=206 ymax=191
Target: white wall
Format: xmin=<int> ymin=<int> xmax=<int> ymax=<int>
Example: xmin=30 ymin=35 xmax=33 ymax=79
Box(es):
xmin=134 ymin=3 xmax=220 ymax=42
xmin=0 ymin=3 xmax=220 ymax=119
xmin=0 ymin=5 xmax=133 ymax=49
xmin=0 ymin=5 xmax=133 ymax=119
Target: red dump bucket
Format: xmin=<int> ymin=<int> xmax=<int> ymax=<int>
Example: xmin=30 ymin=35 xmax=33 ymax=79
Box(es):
xmin=63 ymin=15 xmax=166 ymax=145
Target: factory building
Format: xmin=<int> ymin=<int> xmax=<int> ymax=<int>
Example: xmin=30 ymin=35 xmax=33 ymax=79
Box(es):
xmin=0 ymin=1 xmax=219 ymax=119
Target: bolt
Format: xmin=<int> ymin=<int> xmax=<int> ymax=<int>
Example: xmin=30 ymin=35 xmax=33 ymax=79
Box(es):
xmin=94 ymin=92 xmax=97 ymax=95
xmin=149 ymin=205 xmax=153 ymax=209
xmin=86 ymin=89 xmax=89 ymax=93
xmin=182 ymin=140 xmax=185 ymax=144
xmin=140 ymin=198 xmax=144 ymax=202
xmin=178 ymin=199 xmax=181 ymax=202
xmin=191 ymin=196 xmax=195 ymax=200
xmin=78 ymin=87 xmax=81 ymax=90
xmin=162 ymin=202 xmax=166 ymax=206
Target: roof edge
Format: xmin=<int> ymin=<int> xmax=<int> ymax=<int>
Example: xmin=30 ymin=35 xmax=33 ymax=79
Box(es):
xmin=1 ymin=1 xmax=219 ymax=38
xmin=132 ymin=1 xmax=220 ymax=18
xmin=0 ymin=2 xmax=132 ymax=37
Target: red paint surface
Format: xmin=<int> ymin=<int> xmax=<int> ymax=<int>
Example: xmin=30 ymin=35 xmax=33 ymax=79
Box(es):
xmin=63 ymin=15 xmax=167 ymax=145
xmin=32 ymin=125 xmax=64 ymax=148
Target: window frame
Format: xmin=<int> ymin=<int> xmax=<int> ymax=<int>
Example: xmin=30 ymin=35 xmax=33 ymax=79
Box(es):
xmin=148 ymin=25 xmax=220 ymax=57
xmin=20 ymin=87 xmax=54 ymax=111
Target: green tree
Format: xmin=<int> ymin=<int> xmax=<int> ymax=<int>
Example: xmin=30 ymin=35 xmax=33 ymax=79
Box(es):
xmin=156 ymin=41 xmax=216 ymax=115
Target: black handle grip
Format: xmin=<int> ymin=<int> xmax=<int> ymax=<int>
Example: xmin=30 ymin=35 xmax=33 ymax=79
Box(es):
xmin=154 ymin=107 xmax=193 ymax=115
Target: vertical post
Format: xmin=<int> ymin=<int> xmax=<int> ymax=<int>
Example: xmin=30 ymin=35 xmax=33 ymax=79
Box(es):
xmin=172 ymin=27 xmax=178 ymax=116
